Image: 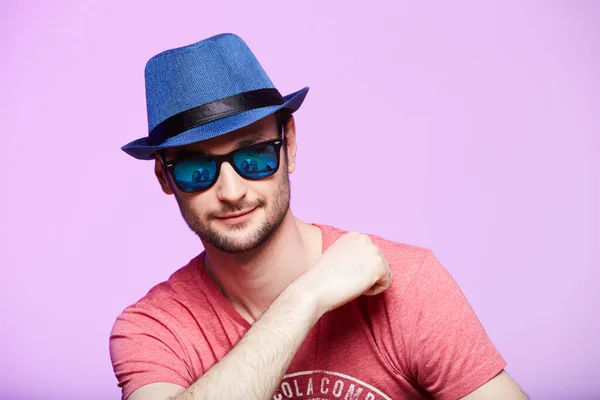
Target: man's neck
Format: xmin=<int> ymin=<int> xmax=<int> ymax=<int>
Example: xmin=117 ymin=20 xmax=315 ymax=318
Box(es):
xmin=202 ymin=212 xmax=322 ymax=324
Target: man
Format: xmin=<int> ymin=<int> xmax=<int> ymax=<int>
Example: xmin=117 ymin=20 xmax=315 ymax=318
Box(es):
xmin=111 ymin=33 xmax=527 ymax=400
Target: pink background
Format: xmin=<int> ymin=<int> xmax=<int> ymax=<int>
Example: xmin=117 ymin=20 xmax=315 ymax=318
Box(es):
xmin=1 ymin=1 xmax=598 ymax=399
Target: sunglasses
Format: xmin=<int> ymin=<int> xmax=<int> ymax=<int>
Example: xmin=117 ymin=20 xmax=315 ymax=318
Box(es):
xmin=161 ymin=127 xmax=285 ymax=193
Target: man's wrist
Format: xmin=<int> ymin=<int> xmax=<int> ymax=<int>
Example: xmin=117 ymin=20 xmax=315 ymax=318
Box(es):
xmin=278 ymin=281 xmax=323 ymax=325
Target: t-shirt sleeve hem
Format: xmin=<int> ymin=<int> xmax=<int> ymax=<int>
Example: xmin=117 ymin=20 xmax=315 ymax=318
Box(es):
xmin=121 ymin=375 xmax=190 ymax=400
xmin=434 ymin=354 xmax=507 ymax=400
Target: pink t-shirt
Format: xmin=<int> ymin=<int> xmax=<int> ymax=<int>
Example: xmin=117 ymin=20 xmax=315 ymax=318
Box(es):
xmin=110 ymin=224 xmax=506 ymax=400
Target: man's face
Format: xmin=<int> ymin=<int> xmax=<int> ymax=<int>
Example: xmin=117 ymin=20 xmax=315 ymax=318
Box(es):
xmin=155 ymin=115 xmax=297 ymax=253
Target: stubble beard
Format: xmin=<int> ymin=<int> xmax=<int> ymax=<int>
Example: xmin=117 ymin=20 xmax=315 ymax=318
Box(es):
xmin=174 ymin=167 xmax=291 ymax=254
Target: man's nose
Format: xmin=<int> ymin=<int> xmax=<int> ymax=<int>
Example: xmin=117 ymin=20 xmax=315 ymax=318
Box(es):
xmin=215 ymin=162 xmax=248 ymax=203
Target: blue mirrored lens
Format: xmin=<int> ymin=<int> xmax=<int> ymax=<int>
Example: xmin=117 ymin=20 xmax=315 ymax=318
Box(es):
xmin=173 ymin=158 xmax=217 ymax=192
xmin=233 ymin=143 xmax=279 ymax=179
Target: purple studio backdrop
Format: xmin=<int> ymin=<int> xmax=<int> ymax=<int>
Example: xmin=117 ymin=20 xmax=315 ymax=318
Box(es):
xmin=1 ymin=1 xmax=598 ymax=399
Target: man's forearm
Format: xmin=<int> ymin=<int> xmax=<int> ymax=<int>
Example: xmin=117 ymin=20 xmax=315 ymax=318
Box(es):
xmin=173 ymin=284 xmax=320 ymax=400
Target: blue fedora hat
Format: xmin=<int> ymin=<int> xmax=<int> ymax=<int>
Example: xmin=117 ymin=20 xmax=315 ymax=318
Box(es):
xmin=122 ymin=33 xmax=309 ymax=160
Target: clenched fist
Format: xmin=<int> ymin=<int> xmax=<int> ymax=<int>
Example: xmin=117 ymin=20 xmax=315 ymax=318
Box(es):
xmin=293 ymin=232 xmax=393 ymax=315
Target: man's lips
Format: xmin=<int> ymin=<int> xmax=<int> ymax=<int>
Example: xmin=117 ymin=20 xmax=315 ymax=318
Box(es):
xmin=214 ymin=207 xmax=257 ymax=219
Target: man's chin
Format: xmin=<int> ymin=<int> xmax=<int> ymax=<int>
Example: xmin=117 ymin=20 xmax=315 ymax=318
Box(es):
xmin=208 ymin=234 xmax=264 ymax=254
xmin=203 ymin=221 xmax=271 ymax=253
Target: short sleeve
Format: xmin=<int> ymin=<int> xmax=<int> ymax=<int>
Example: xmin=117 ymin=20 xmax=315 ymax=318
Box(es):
xmin=397 ymin=251 xmax=506 ymax=399
xmin=109 ymin=306 xmax=194 ymax=400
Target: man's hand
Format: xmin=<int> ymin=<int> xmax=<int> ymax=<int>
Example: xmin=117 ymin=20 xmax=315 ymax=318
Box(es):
xmin=292 ymin=232 xmax=393 ymax=315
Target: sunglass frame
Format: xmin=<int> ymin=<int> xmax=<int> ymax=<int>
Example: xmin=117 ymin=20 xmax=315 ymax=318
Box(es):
xmin=160 ymin=125 xmax=285 ymax=193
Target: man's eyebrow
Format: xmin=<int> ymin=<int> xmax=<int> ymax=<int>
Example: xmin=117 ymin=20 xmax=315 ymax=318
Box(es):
xmin=234 ymin=134 xmax=271 ymax=150
xmin=171 ymin=133 xmax=271 ymax=159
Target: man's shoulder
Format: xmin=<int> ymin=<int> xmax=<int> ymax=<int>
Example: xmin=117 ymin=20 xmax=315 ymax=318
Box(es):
xmin=112 ymin=255 xmax=206 ymax=328
xmin=319 ymin=223 xmax=432 ymax=275
xmin=369 ymin=232 xmax=432 ymax=275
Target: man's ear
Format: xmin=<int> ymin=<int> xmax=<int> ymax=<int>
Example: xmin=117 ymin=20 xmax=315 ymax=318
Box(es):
xmin=154 ymin=155 xmax=174 ymax=195
xmin=284 ymin=115 xmax=298 ymax=174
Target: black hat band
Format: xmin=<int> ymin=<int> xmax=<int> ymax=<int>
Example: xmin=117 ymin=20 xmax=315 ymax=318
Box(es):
xmin=149 ymin=88 xmax=284 ymax=145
